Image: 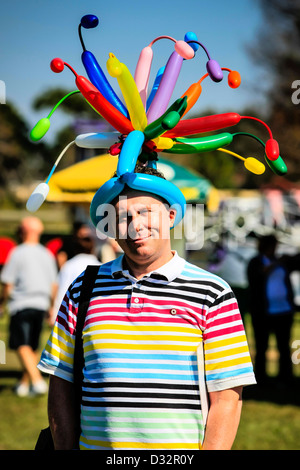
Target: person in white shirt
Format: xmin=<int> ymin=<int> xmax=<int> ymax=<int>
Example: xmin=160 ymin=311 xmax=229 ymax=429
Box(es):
xmin=52 ymin=223 xmax=100 ymax=323
xmin=0 ymin=216 xmax=57 ymax=396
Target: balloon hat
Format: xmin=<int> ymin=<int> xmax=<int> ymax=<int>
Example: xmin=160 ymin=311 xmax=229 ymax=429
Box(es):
xmin=27 ymin=14 xmax=287 ymax=233
xmin=89 ymin=130 xmax=187 ymax=235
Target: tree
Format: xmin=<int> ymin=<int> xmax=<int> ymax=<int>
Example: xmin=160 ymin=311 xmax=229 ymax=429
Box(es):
xmin=0 ymin=102 xmax=49 ymax=203
xmin=32 ymin=87 xmax=96 ymax=118
xmin=249 ymin=0 xmax=300 ymax=182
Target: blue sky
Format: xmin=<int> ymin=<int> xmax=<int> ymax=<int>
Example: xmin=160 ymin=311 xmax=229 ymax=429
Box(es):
xmin=0 ymin=0 xmax=265 ymax=141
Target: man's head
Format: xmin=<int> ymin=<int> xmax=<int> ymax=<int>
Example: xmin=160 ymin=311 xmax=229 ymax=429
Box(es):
xmin=258 ymin=234 xmax=278 ymax=257
xmin=90 ymin=163 xmax=186 ymax=240
xmin=72 ymin=222 xmax=95 ymax=255
xmin=17 ymin=216 xmax=44 ymax=243
xmin=113 ymin=188 xmax=176 ymax=267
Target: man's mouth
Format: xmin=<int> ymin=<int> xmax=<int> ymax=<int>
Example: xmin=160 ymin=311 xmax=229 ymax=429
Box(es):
xmin=129 ymin=234 xmax=151 ymax=243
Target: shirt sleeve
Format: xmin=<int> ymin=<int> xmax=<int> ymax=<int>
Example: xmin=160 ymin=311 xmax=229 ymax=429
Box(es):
xmin=37 ymin=275 xmax=82 ymax=382
xmin=0 ymin=248 xmax=19 ymax=285
xmin=203 ymin=288 xmax=256 ymax=392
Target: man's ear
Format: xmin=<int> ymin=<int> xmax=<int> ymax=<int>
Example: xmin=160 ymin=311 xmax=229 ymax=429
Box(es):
xmin=169 ymin=208 xmax=177 ymax=228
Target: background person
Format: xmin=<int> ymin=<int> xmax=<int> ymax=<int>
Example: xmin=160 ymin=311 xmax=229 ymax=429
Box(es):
xmin=0 ymin=216 xmax=57 ymax=396
xmin=51 ymin=222 xmax=100 ymax=324
xmin=247 ymin=234 xmax=299 ymax=385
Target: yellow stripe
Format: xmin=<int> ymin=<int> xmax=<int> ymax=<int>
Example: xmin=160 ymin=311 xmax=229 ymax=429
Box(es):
xmin=205 ymin=345 xmax=250 ymax=360
xmin=45 ymin=343 xmax=73 ymax=364
xmin=80 ymin=436 xmax=201 ymax=450
xmin=85 ymin=332 xmax=201 ymax=342
xmin=52 ymin=324 xmax=74 ymax=345
xmin=84 ymin=342 xmax=198 ymax=352
xmin=49 ymin=334 xmax=74 ymax=351
xmin=204 ymin=333 xmax=247 ymax=351
xmin=205 ymin=355 xmax=252 ymax=371
xmin=87 ymin=323 xmax=202 ymax=335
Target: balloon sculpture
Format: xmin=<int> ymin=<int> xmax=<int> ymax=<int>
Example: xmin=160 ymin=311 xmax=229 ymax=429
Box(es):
xmin=27 ymin=14 xmax=287 ymax=234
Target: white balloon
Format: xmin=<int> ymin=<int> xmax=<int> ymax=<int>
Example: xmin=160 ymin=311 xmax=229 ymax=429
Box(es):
xmin=75 ymin=132 xmax=120 ymax=149
xmin=26 ymin=182 xmax=49 ymax=212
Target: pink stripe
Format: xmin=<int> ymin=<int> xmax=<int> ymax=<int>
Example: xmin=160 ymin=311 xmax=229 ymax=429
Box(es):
xmin=204 ymin=324 xmax=245 ymax=340
xmin=85 ymin=313 xmax=201 ymax=327
xmin=88 ymin=298 xmax=205 ymax=314
xmin=207 ymin=313 xmax=242 ymax=328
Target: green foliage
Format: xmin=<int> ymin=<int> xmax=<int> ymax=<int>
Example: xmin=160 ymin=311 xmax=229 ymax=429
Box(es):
xmin=0 ymin=102 xmax=50 ymax=190
xmin=32 ymin=87 xmax=97 ymax=118
xmin=249 ymin=0 xmax=300 ymax=181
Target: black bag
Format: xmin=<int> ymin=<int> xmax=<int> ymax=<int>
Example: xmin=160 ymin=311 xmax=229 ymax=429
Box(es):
xmin=35 ymin=265 xmax=99 ymax=450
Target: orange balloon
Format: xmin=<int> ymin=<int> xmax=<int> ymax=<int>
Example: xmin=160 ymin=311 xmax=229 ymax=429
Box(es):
xmin=228 ymin=70 xmax=241 ymax=89
xmin=180 ymin=82 xmax=202 ymax=117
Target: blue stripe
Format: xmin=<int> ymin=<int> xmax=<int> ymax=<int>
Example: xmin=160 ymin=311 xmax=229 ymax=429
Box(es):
xmin=206 ymin=367 xmax=254 ymax=381
xmin=85 ymin=360 xmax=198 ymax=372
xmin=182 ymin=262 xmax=230 ymax=289
xmin=39 ymin=354 xmax=73 ymax=374
xmin=85 ymin=352 xmax=197 ymax=362
xmin=85 ymin=371 xmax=199 ymax=381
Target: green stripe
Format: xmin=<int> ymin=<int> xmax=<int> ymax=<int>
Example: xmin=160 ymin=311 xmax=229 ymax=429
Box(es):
xmin=82 ymin=429 xmax=200 ymax=439
xmin=81 ymin=419 xmax=203 ymax=430
xmin=83 ymin=409 xmax=202 ymax=421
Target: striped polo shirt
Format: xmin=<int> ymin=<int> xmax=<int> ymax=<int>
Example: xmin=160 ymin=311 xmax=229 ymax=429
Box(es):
xmin=38 ymin=251 xmax=256 ymax=450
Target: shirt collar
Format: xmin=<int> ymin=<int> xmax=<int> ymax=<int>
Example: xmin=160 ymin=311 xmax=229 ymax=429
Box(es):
xmin=110 ymin=251 xmax=185 ymax=282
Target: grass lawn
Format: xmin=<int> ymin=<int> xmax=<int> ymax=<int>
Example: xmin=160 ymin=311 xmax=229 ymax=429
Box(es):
xmin=0 ymin=313 xmax=300 ymax=450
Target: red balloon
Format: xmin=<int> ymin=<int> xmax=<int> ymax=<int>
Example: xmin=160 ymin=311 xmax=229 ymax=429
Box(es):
xmin=75 ymin=75 xmax=134 ymax=134
xmin=50 ymin=58 xmax=65 ymax=73
xmin=265 ymin=138 xmax=279 ymax=161
xmin=164 ymin=112 xmax=241 ymax=138
xmin=109 ymin=142 xmax=122 ymax=155
xmin=50 ymin=59 xmax=134 ymax=135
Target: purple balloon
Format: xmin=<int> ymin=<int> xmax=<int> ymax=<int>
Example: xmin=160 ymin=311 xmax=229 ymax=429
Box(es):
xmin=206 ymin=59 xmax=223 ymax=82
xmin=147 ymin=51 xmax=183 ymax=124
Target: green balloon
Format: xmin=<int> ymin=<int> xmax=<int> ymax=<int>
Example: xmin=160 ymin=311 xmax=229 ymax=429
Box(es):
xmin=265 ymin=154 xmax=287 ymax=175
xmin=166 ymin=133 xmax=233 ymax=154
xmin=30 ymin=117 xmax=51 ymax=142
xmin=144 ymin=97 xmax=187 ymax=141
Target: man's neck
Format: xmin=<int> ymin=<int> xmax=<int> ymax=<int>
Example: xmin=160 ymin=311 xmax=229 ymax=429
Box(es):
xmin=123 ymin=251 xmax=174 ymax=280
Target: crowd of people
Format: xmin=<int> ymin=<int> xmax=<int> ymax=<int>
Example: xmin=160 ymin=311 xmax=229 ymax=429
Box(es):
xmin=0 ymin=204 xmax=299 ymax=449
xmin=1 ymin=216 xmax=299 ymax=395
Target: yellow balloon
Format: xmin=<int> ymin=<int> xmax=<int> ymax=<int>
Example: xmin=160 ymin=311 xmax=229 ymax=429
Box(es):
xmin=107 ymin=53 xmax=148 ymax=131
xmin=217 ymin=148 xmax=265 ymax=175
xmin=244 ymin=157 xmax=265 ymax=175
xmin=152 ymin=136 xmax=174 ymax=150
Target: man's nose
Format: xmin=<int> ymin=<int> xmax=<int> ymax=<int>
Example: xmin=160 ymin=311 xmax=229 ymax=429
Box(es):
xmin=128 ymin=214 xmax=143 ymax=237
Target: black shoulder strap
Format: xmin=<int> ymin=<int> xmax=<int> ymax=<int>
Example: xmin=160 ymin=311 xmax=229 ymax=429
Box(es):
xmin=73 ymin=265 xmax=99 ymax=434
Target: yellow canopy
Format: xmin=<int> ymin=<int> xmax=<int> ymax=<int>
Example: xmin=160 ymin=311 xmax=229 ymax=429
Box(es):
xmin=48 ymin=154 xmax=219 ymax=211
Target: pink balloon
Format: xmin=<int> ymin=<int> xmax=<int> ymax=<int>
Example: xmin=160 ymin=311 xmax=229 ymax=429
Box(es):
xmin=134 ymin=46 xmax=153 ymax=108
xmin=175 ymin=40 xmax=194 ymax=59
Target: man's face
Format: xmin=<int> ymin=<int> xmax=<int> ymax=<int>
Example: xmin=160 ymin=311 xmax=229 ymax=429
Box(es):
xmin=114 ymin=191 xmax=175 ymax=264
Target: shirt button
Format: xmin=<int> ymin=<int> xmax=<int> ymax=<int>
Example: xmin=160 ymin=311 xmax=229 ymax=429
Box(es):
xmin=134 ymin=298 xmax=139 ymax=303
xmin=170 ymin=308 xmax=177 ymax=315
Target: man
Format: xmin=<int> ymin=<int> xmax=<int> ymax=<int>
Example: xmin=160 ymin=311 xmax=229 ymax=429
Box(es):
xmin=0 ymin=216 xmax=57 ymax=396
xmin=38 ymin=166 xmax=256 ymax=450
